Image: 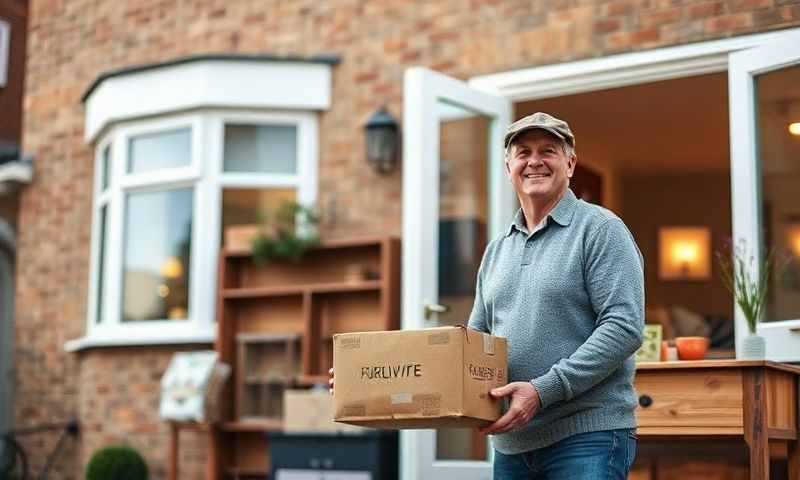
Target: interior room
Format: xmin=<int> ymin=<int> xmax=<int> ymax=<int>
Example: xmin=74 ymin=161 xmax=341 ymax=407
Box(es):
xmin=517 ymin=72 xmax=738 ymax=357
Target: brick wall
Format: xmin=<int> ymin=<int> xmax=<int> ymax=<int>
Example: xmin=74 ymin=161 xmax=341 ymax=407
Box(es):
xmin=16 ymin=0 xmax=800 ymax=477
xmin=79 ymin=346 xmax=207 ymax=479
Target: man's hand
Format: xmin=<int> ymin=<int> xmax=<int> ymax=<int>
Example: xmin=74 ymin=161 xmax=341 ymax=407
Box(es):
xmin=479 ymin=382 xmax=541 ymax=435
xmin=328 ymin=367 xmax=334 ymax=395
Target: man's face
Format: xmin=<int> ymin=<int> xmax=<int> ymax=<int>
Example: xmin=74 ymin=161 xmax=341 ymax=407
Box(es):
xmin=505 ymin=129 xmax=576 ymax=201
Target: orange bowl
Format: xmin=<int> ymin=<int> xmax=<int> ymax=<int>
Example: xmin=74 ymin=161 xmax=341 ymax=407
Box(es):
xmin=674 ymin=336 xmax=709 ymax=360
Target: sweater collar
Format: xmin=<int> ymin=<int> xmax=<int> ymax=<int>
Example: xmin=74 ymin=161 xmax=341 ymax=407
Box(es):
xmin=505 ymin=188 xmax=578 ymax=237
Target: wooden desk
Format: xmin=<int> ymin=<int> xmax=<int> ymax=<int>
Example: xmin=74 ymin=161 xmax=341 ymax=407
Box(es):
xmin=635 ymin=360 xmax=800 ymax=480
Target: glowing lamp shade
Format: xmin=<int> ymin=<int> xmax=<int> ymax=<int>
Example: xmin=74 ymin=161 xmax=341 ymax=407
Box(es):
xmin=659 ymin=227 xmax=711 ymax=280
xmin=160 ymin=256 xmax=184 ymax=279
xmin=789 ymin=122 xmax=800 ymax=136
xmin=789 ymin=225 xmax=800 ymax=258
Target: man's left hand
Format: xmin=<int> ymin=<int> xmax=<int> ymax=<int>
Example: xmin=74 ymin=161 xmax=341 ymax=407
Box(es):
xmin=479 ymin=382 xmax=541 ymax=435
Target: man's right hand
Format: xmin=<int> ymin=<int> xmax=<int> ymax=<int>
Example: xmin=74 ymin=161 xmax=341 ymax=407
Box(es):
xmin=328 ymin=367 xmax=334 ymax=395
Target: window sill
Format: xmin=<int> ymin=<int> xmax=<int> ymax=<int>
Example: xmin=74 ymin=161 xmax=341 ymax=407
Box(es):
xmin=65 ymin=330 xmax=215 ymax=352
xmin=0 ymin=160 xmax=33 ymax=188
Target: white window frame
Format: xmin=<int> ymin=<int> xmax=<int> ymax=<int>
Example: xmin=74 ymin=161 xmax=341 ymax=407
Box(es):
xmin=0 ymin=19 xmax=9 ymax=88
xmin=69 ymin=109 xmax=318 ymax=350
xmin=209 ymin=110 xmax=318 ymax=207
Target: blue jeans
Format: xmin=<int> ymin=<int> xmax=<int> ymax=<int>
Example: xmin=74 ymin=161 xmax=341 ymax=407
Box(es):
xmin=493 ymin=428 xmax=637 ymax=480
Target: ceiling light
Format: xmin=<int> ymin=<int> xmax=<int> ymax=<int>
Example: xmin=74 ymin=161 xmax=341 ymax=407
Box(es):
xmin=789 ymin=122 xmax=800 ymax=136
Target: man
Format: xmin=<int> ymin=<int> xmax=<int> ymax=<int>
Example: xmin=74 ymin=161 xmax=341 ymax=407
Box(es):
xmin=471 ymin=112 xmax=644 ymax=479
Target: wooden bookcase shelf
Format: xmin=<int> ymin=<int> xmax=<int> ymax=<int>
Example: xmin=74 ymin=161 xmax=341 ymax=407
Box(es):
xmin=209 ymin=236 xmax=401 ymax=477
xmin=221 ymin=279 xmax=383 ymax=299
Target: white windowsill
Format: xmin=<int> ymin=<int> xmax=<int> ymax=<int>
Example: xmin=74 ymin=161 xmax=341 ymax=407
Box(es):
xmin=0 ymin=161 xmax=33 ymax=184
xmin=65 ymin=330 xmax=215 ymax=352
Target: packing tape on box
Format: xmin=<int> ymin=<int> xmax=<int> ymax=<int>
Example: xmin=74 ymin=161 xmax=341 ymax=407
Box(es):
xmin=339 ymin=336 xmax=361 ymax=350
xmin=428 ymin=331 xmax=450 ymax=345
xmin=391 ymin=392 xmax=413 ymax=405
xmin=343 ymin=404 xmax=366 ymax=416
xmin=483 ymin=334 xmax=495 ymax=355
xmin=415 ymin=393 xmax=442 ymax=416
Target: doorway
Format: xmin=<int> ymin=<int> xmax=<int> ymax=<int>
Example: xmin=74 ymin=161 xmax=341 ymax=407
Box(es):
xmin=402 ymin=27 xmax=800 ymax=480
xmin=516 ymin=72 xmax=736 ymax=355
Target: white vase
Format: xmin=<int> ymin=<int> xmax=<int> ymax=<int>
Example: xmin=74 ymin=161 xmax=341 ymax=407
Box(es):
xmin=741 ymin=334 xmax=765 ymax=359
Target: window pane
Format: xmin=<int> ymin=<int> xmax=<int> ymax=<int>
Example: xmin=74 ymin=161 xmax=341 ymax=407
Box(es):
xmin=223 ymin=124 xmax=297 ymax=174
xmin=95 ymin=206 xmax=107 ymax=323
xmin=755 ymin=64 xmax=800 ymax=322
xmin=221 ymin=188 xmax=297 ymax=247
xmin=128 ymin=128 xmax=191 ymax=174
xmin=435 ymin=100 xmax=491 ymax=461
xmin=101 ymin=145 xmax=111 ymax=191
xmin=122 ymin=188 xmax=193 ymax=322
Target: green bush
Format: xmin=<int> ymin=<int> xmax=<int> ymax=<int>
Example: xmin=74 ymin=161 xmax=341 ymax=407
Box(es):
xmin=85 ymin=445 xmax=148 ymax=480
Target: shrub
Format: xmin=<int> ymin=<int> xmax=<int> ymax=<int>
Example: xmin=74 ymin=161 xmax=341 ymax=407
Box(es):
xmin=85 ymin=445 xmax=148 ymax=480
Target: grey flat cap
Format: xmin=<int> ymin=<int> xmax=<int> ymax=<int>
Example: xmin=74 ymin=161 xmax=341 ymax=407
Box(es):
xmin=504 ymin=112 xmax=575 ymax=150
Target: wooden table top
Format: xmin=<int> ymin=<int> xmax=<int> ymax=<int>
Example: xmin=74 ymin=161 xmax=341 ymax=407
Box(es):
xmin=636 ymin=359 xmax=800 ymax=375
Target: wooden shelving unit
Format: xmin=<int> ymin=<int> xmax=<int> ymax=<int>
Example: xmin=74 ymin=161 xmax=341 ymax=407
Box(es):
xmin=209 ymin=236 xmax=401 ymax=478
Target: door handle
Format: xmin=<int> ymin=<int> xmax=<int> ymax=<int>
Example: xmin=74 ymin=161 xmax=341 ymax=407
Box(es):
xmin=424 ymin=303 xmax=451 ymax=320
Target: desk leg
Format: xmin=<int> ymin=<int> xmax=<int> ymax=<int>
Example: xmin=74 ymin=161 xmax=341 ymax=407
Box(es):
xmin=789 ymin=439 xmax=799 ymax=480
xmin=743 ymin=369 xmax=770 ymax=480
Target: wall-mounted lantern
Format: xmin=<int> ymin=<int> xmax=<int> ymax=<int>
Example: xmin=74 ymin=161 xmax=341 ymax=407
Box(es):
xmin=364 ymin=107 xmax=399 ymax=174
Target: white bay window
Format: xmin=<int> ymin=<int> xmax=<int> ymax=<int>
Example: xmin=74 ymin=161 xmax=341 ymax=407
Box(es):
xmin=68 ymin=56 xmax=331 ymax=350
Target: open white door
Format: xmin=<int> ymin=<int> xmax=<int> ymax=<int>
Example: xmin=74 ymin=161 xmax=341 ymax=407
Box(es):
xmin=401 ymin=67 xmax=512 ymax=480
xmin=729 ymin=30 xmax=800 ymax=362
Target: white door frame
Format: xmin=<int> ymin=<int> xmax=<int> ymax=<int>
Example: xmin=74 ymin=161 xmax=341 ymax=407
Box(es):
xmin=728 ymin=31 xmax=800 ymax=361
xmin=469 ymin=28 xmax=800 ymax=102
xmin=402 ymin=66 xmax=512 ymax=480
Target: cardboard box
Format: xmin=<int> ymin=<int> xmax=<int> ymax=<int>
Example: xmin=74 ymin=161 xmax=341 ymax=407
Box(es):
xmin=332 ymin=326 xmax=507 ymax=429
xmin=224 ymin=224 xmax=261 ymax=250
xmin=284 ymin=389 xmax=363 ymax=433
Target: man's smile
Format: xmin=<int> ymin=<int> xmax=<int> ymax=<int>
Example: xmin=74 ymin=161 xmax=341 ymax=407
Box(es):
xmin=524 ymin=173 xmax=551 ymax=179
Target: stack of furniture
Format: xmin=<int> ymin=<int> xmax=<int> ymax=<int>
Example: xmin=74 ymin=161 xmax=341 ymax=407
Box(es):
xmin=210 ymin=236 xmax=401 ymax=478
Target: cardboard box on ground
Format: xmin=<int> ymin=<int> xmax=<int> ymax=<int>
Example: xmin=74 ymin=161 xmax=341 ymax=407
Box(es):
xmin=283 ymin=388 xmax=364 ymax=433
xmin=332 ymin=326 xmax=508 ymax=429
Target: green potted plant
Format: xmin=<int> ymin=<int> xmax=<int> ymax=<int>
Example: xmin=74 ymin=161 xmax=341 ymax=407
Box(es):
xmin=716 ymin=240 xmax=775 ymax=359
xmin=251 ymin=200 xmax=320 ymax=266
xmin=85 ymin=445 xmax=148 ymax=480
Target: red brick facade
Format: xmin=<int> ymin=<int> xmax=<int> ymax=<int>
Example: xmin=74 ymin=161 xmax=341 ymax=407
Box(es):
xmin=15 ymin=0 xmax=800 ymax=477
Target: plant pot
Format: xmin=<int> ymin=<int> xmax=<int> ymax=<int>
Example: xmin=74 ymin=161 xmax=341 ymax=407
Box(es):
xmin=741 ymin=334 xmax=766 ymax=359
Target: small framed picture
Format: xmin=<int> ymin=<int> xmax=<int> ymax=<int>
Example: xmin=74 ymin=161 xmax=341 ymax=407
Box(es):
xmin=635 ymin=325 xmax=663 ymax=363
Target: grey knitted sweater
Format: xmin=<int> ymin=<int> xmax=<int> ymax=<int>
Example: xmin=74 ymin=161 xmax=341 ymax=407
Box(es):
xmin=468 ymin=189 xmax=645 ymax=454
